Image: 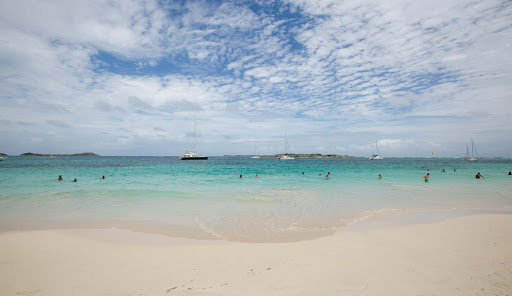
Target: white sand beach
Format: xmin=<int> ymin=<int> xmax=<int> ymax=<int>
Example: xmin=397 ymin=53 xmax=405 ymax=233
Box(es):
xmin=1 ymin=214 xmax=511 ymax=296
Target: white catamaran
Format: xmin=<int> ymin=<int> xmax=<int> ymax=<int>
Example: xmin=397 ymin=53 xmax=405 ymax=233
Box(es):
xmin=180 ymin=120 xmax=208 ymax=160
xmin=278 ymin=134 xmax=294 ymax=160
xmin=369 ymin=141 xmax=383 ymax=160
xmin=464 ymin=138 xmax=478 ymax=161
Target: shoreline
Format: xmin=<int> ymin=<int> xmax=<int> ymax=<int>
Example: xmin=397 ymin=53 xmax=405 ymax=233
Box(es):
xmin=1 ymin=205 xmax=512 ymax=243
xmin=1 ymin=213 xmax=511 ymax=295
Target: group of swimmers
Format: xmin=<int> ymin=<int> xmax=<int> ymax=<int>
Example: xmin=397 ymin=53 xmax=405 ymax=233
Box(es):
xmin=241 ymin=170 xmax=512 ymax=182
xmin=58 ymin=175 xmax=105 ymax=182
xmin=240 ymin=172 xmax=333 ymax=179
xmin=423 ymin=171 xmax=494 ymax=182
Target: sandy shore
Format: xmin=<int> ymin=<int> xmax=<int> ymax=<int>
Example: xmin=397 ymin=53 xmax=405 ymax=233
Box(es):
xmin=1 ymin=214 xmax=511 ymax=296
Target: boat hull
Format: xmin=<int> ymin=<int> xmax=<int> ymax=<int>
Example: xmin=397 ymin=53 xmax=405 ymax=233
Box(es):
xmin=180 ymin=156 xmax=208 ymax=160
xmin=278 ymin=155 xmax=294 ymax=160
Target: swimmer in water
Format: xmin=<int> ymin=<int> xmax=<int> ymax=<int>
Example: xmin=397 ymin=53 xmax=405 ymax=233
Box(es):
xmin=441 ymin=169 xmax=446 ymax=172
xmin=101 ymin=176 xmax=105 ymax=179
xmin=424 ymin=173 xmax=430 ymax=182
xmin=58 ymin=175 xmax=63 ymax=181
xmin=325 ymin=175 xmax=329 ymax=180
xmin=475 ymin=172 xmax=484 ymax=179
xmin=255 ymin=174 xmax=259 ymax=177
xmin=73 ymin=178 xmax=77 ymax=182
xmin=379 ymin=174 xmax=382 ymax=179
xmin=240 ymin=175 xmax=243 ymax=178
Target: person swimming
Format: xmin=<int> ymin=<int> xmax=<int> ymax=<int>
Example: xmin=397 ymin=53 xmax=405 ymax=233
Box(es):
xmin=325 ymin=175 xmax=329 ymax=180
xmin=255 ymin=174 xmax=259 ymax=177
xmin=101 ymin=176 xmax=105 ymax=179
xmin=475 ymin=172 xmax=484 ymax=179
xmin=58 ymin=175 xmax=63 ymax=181
xmin=379 ymin=174 xmax=382 ymax=179
xmin=424 ymin=173 xmax=430 ymax=182
xmin=240 ymin=175 xmax=243 ymax=178
xmin=72 ymin=178 xmax=77 ymax=182
xmin=509 ymin=171 xmax=511 ymax=175
xmin=441 ymin=169 xmax=446 ymax=172
xmin=453 ymin=169 xmax=456 ymax=172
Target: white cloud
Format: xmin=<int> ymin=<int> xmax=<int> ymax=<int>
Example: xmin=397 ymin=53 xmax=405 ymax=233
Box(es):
xmin=0 ymin=0 xmax=511 ymax=156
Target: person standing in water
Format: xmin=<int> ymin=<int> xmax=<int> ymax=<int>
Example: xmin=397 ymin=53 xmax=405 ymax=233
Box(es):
xmin=378 ymin=174 xmax=382 ymax=179
xmin=424 ymin=173 xmax=430 ymax=182
xmin=475 ymin=172 xmax=484 ymax=179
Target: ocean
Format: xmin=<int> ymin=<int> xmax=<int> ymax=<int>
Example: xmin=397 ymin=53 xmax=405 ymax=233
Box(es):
xmin=1 ymin=156 xmax=511 ymax=242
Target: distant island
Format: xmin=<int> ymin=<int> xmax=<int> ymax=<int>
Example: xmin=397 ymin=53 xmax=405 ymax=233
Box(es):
xmin=260 ymin=154 xmax=361 ymax=158
xmin=20 ymin=152 xmax=100 ymax=156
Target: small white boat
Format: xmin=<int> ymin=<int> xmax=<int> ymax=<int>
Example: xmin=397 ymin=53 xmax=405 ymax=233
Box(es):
xmin=0 ymin=156 xmax=6 ymax=161
xmin=251 ymin=155 xmax=260 ymax=159
xmin=463 ymin=138 xmax=478 ymax=161
xmin=278 ymin=154 xmax=294 ymax=160
xmin=180 ymin=120 xmax=208 ymax=160
xmin=369 ymin=141 xmax=383 ymax=160
xmin=180 ymin=149 xmax=208 ymax=160
xmin=278 ymin=134 xmax=294 ymax=160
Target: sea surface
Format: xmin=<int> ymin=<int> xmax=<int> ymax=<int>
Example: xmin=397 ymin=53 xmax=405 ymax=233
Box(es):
xmin=1 ymin=156 xmax=511 ymax=242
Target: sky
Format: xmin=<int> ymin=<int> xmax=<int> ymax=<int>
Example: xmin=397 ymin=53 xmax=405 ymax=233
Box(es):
xmin=1 ymin=0 xmax=511 ymax=157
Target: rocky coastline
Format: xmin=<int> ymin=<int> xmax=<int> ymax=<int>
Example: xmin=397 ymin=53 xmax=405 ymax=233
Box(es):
xmin=20 ymin=152 xmax=100 ymax=157
xmin=260 ymin=154 xmax=361 ymax=158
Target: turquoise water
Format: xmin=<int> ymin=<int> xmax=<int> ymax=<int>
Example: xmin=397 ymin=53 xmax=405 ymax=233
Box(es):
xmin=1 ymin=156 xmax=511 ymax=241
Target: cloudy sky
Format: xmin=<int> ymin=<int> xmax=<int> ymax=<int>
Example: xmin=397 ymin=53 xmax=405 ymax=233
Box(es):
xmin=1 ymin=0 xmax=511 ymax=157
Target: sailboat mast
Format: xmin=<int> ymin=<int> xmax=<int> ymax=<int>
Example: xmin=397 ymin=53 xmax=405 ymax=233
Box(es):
xmin=193 ymin=119 xmax=198 ymax=153
xmin=284 ymin=134 xmax=288 ymax=154
xmin=471 ymin=138 xmax=475 ymax=157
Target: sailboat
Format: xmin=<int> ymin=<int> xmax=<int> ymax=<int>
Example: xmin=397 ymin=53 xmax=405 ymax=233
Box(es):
xmin=251 ymin=146 xmax=260 ymax=159
xmin=278 ymin=134 xmax=294 ymax=160
xmin=369 ymin=141 xmax=383 ymax=160
xmin=180 ymin=120 xmax=208 ymax=160
xmin=463 ymin=138 xmax=478 ymax=161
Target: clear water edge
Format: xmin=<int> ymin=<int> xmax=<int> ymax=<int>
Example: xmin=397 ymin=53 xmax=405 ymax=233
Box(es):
xmin=1 ymin=156 xmax=511 ymax=242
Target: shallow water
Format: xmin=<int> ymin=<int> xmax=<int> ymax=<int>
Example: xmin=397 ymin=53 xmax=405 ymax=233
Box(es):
xmin=1 ymin=156 xmax=511 ymax=242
